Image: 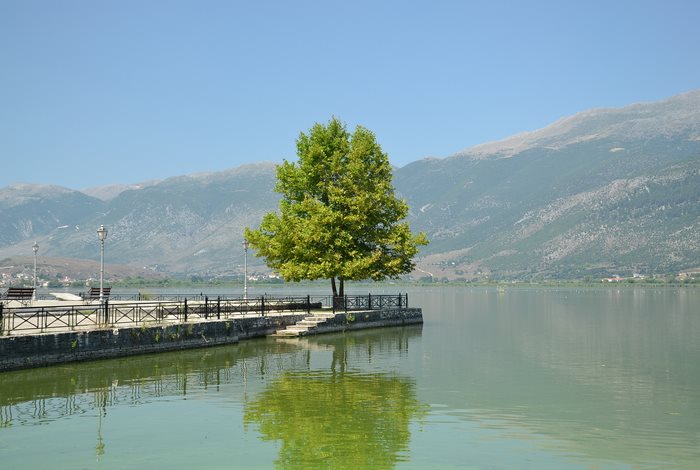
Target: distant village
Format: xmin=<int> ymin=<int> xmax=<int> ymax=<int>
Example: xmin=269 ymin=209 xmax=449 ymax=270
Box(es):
xmin=0 ymin=264 xmax=283 ymax=289
xmin=0 ymin=269 xmax=110 ymax=289
xmin=601 ymin=270 xmax=700 ymax=283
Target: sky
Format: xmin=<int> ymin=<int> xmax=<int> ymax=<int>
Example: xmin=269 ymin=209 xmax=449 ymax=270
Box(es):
xmin=1 ymin=0 xmax=699 ymax=190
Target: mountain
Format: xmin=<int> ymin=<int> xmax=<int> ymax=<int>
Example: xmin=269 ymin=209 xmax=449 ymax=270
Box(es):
xmin=0 ymin=91 xmax=698 ymax=280
xmin=81 ymin=180 xmax=161 ymax=201
xmin=454 ymin=89 xmax=700 ymax=159
xmin=6 ymin=163 xmax=279 ymax=275
xmin=394 ymin=89 xmax=700 ymax=279
xmin=0 ymin=184 xmax=105 ymax=247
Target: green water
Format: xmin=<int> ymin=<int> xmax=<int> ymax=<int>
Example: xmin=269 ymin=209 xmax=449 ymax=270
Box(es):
xmin=1 ymin=287 xmax=699 ymax=468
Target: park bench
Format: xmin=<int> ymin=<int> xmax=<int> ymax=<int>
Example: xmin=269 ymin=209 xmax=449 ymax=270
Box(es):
xmin=1 ymin=287 xmax=35 ymax=304
xmin=83 ymin=287 xmax=111 ymax=300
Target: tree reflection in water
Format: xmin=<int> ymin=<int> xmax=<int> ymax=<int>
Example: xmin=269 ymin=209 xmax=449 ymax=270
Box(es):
xmin=244 ymin=370 xmax=425 ymax=469
xmin=243 ymin=326 xmax=426 ymax=468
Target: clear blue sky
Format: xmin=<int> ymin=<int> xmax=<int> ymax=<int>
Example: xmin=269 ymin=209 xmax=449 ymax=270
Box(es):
xmin=2 ymin=0 xmax=699 ymax=190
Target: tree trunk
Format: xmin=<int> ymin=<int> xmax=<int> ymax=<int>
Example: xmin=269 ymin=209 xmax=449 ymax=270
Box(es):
xmin=331 ymin=277 xmax=338 ymax=297
xmin=339 ymin=276 xmax=345 ymax=297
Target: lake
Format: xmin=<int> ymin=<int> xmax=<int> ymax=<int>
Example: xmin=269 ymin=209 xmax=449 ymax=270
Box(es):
xmin=1 ymin=286 xmax=699 ymax=468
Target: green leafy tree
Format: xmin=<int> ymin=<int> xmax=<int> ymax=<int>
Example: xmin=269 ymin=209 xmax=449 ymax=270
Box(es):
xmin=245 ymin=117 xmax=428 ymax=296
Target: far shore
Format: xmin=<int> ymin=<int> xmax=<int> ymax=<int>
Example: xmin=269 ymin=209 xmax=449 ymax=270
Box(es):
xmin=36 ymin=278 xmax=700 ymax=290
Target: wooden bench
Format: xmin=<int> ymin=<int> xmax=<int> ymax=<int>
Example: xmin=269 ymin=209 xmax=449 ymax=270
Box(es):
xmin=84 ymin=287 xmax=111 ymax=300
xmin=2 ymin=287 xmax=35 ymax=304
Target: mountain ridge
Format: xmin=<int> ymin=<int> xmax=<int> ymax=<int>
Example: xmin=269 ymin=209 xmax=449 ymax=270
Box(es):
xmin=453 ymin=88 xmax=700 ymax=160
xmin=1 ymin=90 xmax=699 ymax=280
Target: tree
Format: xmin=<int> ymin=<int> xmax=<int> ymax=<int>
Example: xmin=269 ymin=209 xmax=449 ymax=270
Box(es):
xmin=245 ymin=117 xmax=428 ymax=296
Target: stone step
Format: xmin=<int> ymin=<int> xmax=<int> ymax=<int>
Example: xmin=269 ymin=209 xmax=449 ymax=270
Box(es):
xmin=274 ymin=326 xmax=314 ymax=337
xmin=274 ymin=330 xmax=303 ymax=337
xmin=285 ymin=325 xmax=315 ymax=331
xmin=274 ymin=312 xmax=339 ymax=337
xmin=297 ymin=320 xmax=324 ymax=326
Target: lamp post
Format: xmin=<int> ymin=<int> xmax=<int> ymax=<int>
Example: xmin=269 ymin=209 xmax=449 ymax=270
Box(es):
xmin=243 ymin=238 xmax=249 ymax=300
xmin=32 ymin=241 xmax=39 ymax=301
xmin=97 ymin=225 xmax=108 ymax=302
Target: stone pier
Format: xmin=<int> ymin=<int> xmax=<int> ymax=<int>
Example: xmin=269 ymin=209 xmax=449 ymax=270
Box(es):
xmin=0 ymin=308 xmax=422 ymax=372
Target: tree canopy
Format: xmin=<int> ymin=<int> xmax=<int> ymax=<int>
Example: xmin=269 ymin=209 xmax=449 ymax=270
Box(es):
xmin=244 ymin=117 xmax=428 ymax=296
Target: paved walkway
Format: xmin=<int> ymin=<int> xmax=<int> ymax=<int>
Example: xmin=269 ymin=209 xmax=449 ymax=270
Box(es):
xmin=1 ymin=299 xmax=316 ymax=337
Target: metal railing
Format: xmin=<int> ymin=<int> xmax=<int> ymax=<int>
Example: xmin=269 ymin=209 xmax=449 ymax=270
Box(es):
xmin=331 ymin=293 xmax=408 ymax=312
xmin=0 ymin=293 xmax=408 ymax=336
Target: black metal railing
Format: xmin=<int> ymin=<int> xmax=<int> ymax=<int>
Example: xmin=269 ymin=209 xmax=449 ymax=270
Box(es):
xmin=0 ymin=293 xmax=408 ymax=336
xmin=331 ymin=293 xmax=407 ymax=312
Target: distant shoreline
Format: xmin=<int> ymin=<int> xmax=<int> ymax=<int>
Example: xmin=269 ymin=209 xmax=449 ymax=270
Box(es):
xmin=5 ymin=278 xmax=698 ymax=297
xmin=108 ymin=278 xmax=699 ymax=289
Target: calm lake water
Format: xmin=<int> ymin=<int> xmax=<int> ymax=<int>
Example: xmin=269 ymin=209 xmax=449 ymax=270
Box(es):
xmin=1 ymin=286 xmax=699 ymax=468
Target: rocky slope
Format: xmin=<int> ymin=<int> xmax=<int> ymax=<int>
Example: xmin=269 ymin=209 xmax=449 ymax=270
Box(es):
xmin=395 ymin=90 xmax=700 ymax=279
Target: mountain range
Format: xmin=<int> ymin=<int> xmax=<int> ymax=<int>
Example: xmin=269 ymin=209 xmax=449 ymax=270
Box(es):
xmin=1 ymin=90 xmax=699 ymax=281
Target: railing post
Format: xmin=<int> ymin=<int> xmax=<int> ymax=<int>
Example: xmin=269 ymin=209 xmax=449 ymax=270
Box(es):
xmin=344 ymin=295 xmax=348 ymax=313
xmin=405 ymin=293 xmax=408 ymax=308
xmin=398 ymin=293 xmax=402 ymax=308
xmin=184 ymin=299 xmax=188 ymax=322
xmin=368 ymin=293 xmax=372 ymax=310
xmin=217 ymin=296 xmax=221 ymax=320
xmin=260 ymin=296 xmax=265 ymax=316
xmin=104 ymin=299 xmax=109 ymax=324
xmin=205 ymin=296 xmax=209 ymax=319
xmin=307 ymin=295 xmax=311 ymax=315
xmin=0 ymin=303 xmax=3 ymax=334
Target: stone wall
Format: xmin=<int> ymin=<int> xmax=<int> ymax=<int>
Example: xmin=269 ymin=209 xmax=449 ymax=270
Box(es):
xmin=0 ymin=308 xmax=422 ymax=372
xmin=234 ymin=314 xmax=307 ymax=339
xmin=314 ymin=308 xmax=423 ymax=334
xmin=0 ymin=314 xmax=306 ymax=372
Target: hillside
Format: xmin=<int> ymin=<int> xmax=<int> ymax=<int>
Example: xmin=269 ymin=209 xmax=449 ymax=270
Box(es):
xmin=0 ymin=255 xmax=165 ymax=288
xmin=0 ymin=184 xmax=105 ymax=248
xmin=0 ymin=163 xmax=279 ymax=276
xmin=395 ymin=90 xmax=700 ymax=279
xmin=0 ymin=91 xmax=698 ymax=280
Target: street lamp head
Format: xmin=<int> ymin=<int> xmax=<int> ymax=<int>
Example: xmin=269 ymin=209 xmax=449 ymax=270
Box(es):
xmin=97 ymin=225 xmax=108 ymax=241
xmin=243 ymin=238 xmax=249 ymax=250
xmin=32 ymin=241 xmax=39 ymax=254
